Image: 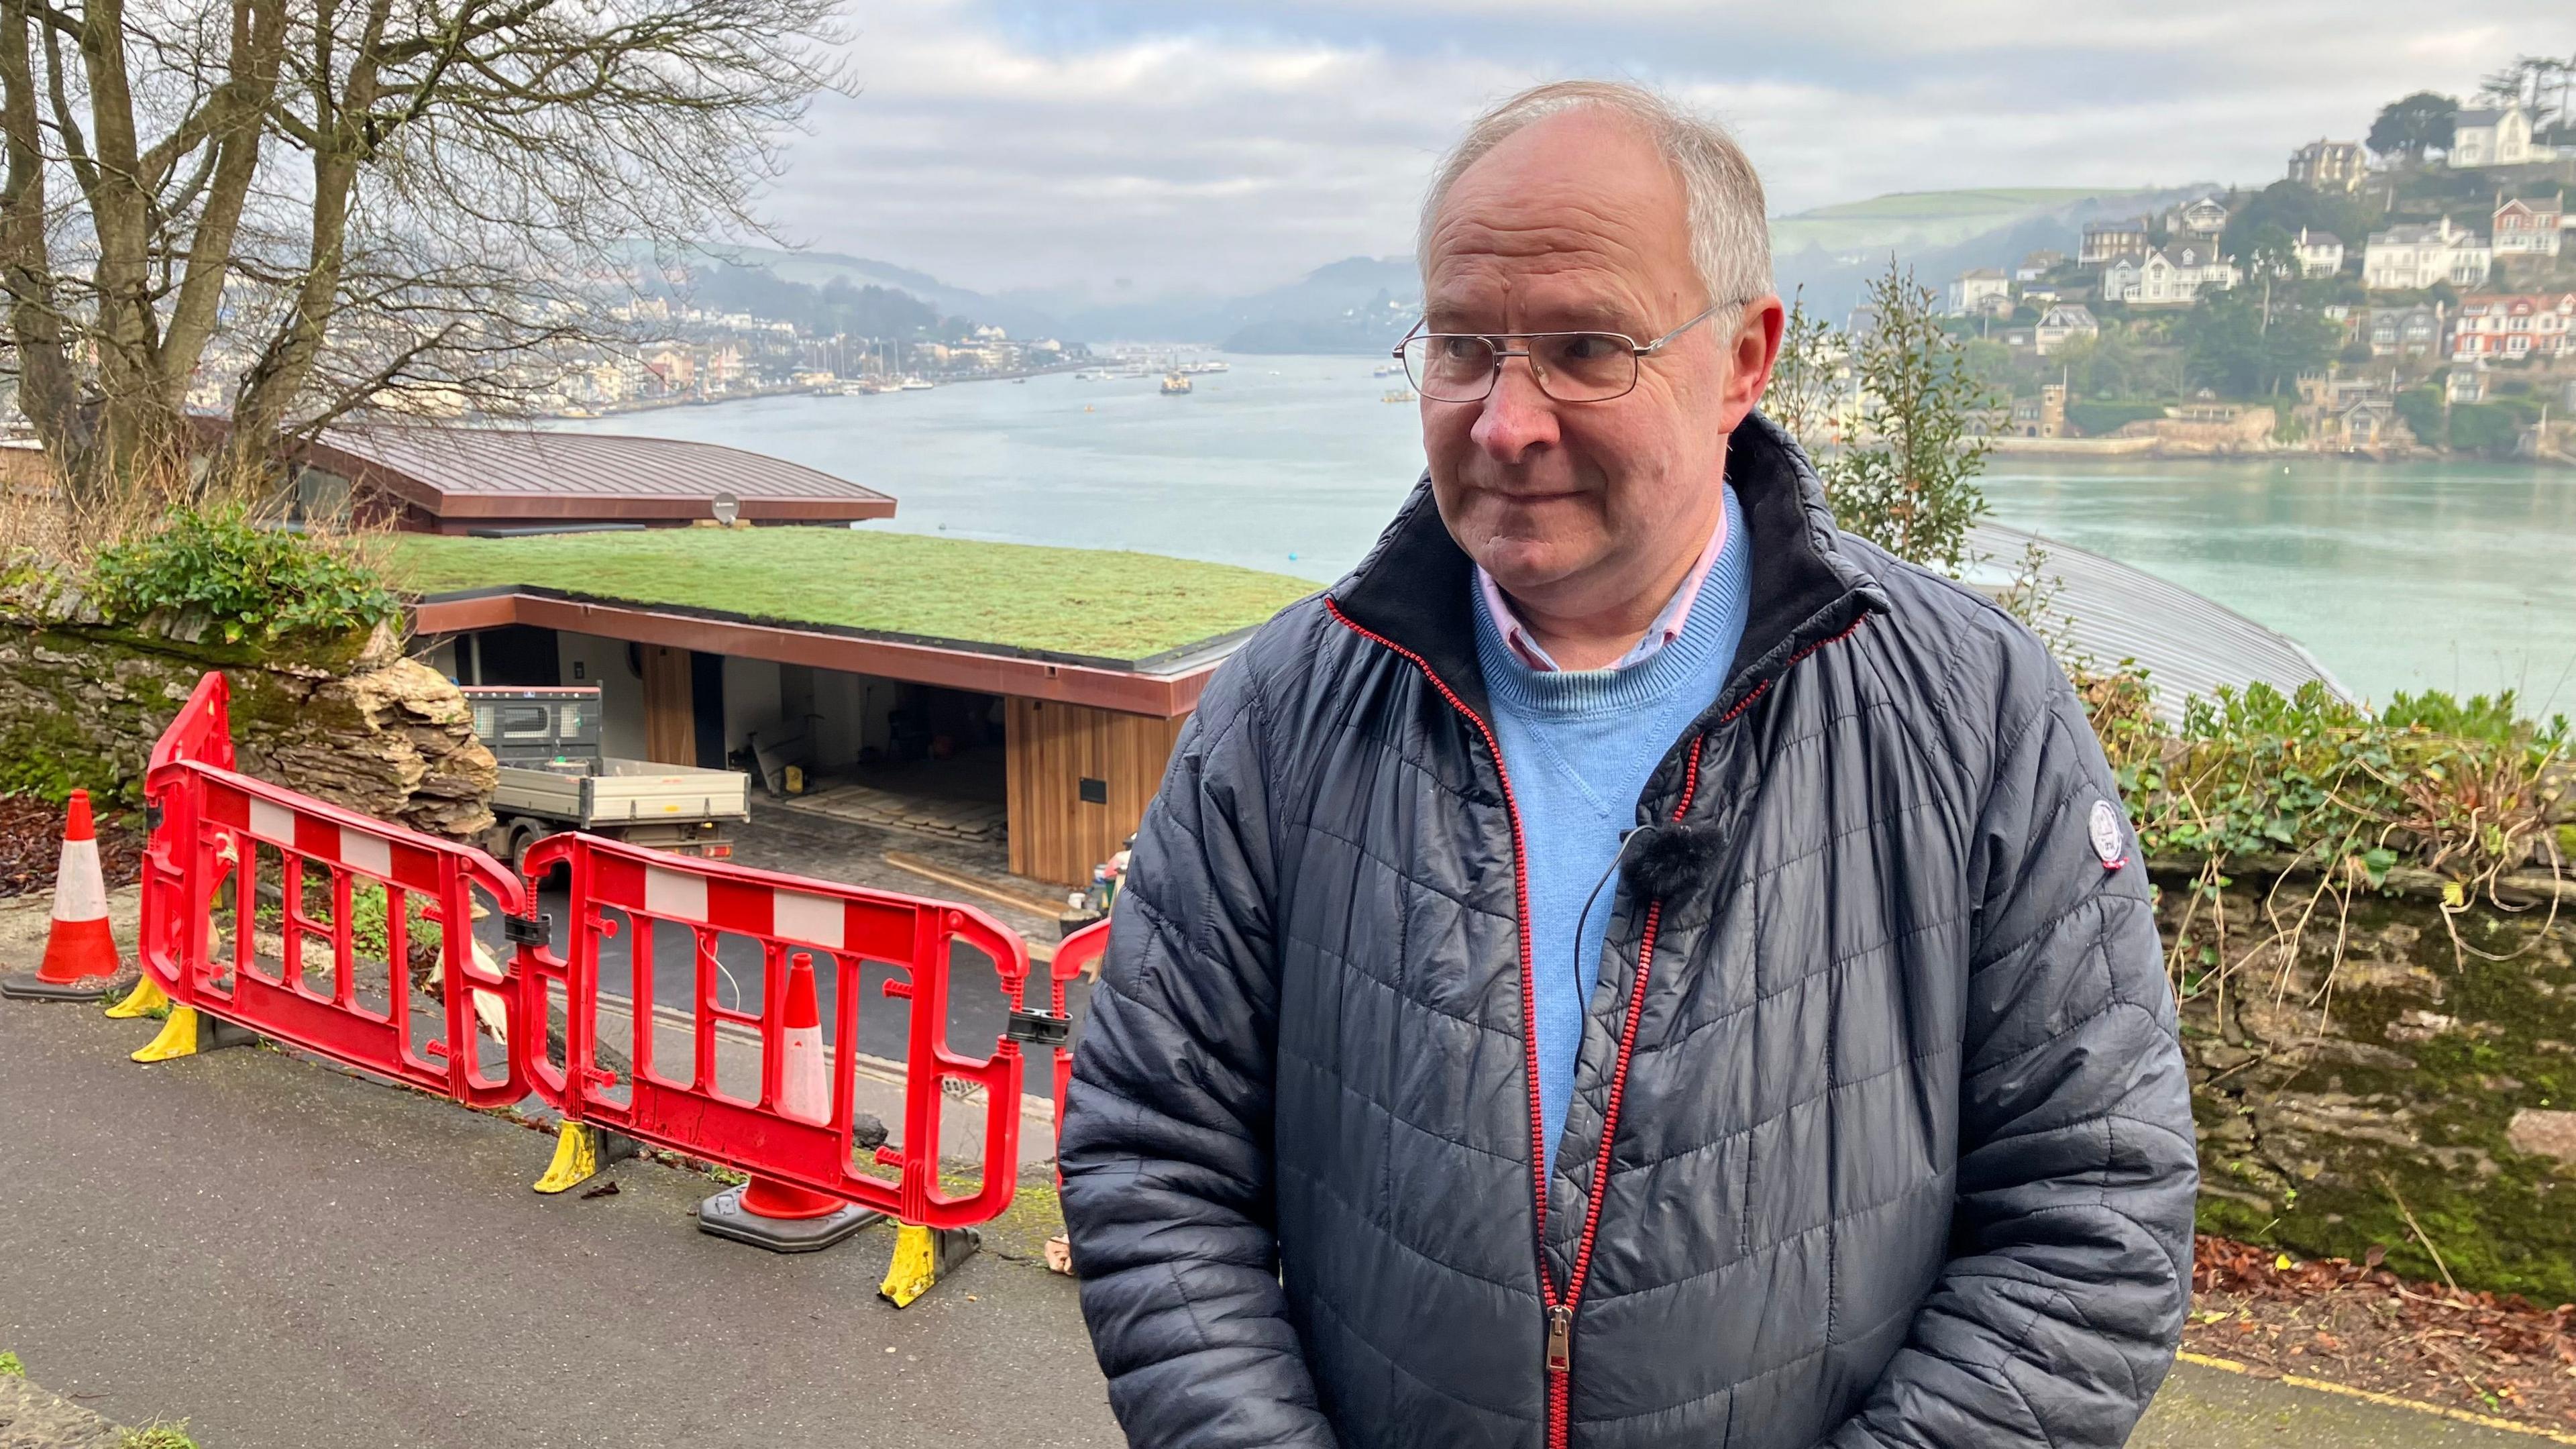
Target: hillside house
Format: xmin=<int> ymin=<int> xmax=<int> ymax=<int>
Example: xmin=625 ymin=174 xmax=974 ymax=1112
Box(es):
xmin=2365 ymin=303 xmax=2445 ymax=358
xmin=2447 ymin=365 xmax=2489 ymax=404
xmin=2294 ymin=228 xmax=2345 ymax=277
xmin=2014 ymin=250 xmax=2066 ymax=281
xmin=2451 ymin=99 xmax=2555 ymax=168
xmin=2080 ymin=217 xmax=2151 ymax=267
xmin=2034 ymin=303 xmax=2099 ymax=355
xmin=2362 ymin=217 xmax=2492 ymax=290
xmin=2008 ymin=383 xmax=2069 ymax=438
xmin=2449 ymin=292 xmax=2576 ymax=360
xmin=1947 ymin=268 xmax=2012 ymax=317
xmin=2493 ymin=196 xmax=2564 ymax=258
xmin=2102 ymin=246 xmax=2239 ymax=307
xmin=317 ymin=430 xmax=1303 ymax=889
xmin=2165 ymin=195 xmax=2231 ymax=237
xmin=2288 ymin=139 xmax=2367 ymax=192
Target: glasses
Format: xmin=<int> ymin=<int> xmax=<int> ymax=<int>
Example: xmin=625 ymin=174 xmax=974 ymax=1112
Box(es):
xmin=1393 ymin=301 xmax=1733 ymax=404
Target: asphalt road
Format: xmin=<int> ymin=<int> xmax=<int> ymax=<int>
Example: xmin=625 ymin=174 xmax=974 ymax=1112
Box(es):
xmin=0 ymin=998 xmax=1123 ymax=1449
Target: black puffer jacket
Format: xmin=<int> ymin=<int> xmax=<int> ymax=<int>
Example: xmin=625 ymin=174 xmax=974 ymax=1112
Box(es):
xmin=1059 ymin=415 xmax=2196 ymax=1449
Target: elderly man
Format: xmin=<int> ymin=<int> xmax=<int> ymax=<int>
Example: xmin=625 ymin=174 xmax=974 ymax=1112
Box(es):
xmin=1059 ymin=80 xmax=2195 ymax=1449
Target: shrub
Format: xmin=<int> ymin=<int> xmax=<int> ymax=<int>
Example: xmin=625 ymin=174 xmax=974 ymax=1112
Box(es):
xmin=89 ymin=507 xmax=398 ymax=645
xmin=2090 ymin=676 xmax=2565 ymax=892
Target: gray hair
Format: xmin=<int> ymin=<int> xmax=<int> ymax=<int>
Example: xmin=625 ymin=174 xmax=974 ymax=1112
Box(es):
xmin=1418 ymin=80 xmax=1772 ymax=318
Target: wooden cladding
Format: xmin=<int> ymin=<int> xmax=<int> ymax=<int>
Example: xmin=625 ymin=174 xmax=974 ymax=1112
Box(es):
xmin=1006 ymin=697 xmax=1186 ymax=887
xmin=639 ymin=645 xmax=696 ymax=766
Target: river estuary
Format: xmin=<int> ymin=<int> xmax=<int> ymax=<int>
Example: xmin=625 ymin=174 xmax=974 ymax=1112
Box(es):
xmin=555 ymin=354 xmax=2576 ymax=712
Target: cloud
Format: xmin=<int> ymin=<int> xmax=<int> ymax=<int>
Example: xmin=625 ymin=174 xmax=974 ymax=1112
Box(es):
xmin=757 ymin=0 xmax=2575 ymax=294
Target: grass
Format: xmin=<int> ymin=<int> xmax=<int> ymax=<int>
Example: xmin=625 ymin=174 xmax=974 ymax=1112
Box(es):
xmin=1772 ymin=187 xmax=2145 ymax=254
xmin=384 ymin=527 xmax=1318 ymax=661
xmin=120 ymin=1426 xmax=198 ymax=1449
xmin=0 ymin=1350 xmax=19 ymax=1377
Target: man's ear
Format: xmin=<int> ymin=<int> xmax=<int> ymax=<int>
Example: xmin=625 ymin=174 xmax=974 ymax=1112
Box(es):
xmin=1723 ymin=296 xmax=1788 ymax=430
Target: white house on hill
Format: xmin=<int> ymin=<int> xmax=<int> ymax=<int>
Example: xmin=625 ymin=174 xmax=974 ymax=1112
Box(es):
xmin=2362 ymin=217 xmax=2492 ymax=290
xmin=2165 ymin=195 xmax=2231 ymax=237
xmin=2451 ymin=99 xmax=2556 ymax=168
xmin=2294 ymin=228 xmax=2345 ymax=277
xmin=2102 ymin=246 xmax=2239 ymax=307
xmin=2034 ymin=303 xmax=2099 ymax=356
xmin=1947 ymin=268 xmax=2012 ymax=317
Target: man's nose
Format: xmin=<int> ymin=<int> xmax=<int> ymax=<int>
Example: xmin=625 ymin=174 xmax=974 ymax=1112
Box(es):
xmin=1468 ymin=356 xmax=1560 ymax=462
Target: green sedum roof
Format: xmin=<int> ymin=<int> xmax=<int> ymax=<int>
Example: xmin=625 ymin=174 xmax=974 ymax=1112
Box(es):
xmin=386 ymin=526 xmax=1317 ymax=663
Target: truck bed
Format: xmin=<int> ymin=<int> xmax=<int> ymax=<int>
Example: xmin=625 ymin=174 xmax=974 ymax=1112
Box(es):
xmin=492 ymin=759 xmax=751 ymax=827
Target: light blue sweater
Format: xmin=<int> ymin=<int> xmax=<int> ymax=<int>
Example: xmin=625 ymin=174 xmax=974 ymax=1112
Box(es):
xmin=1472 ymin=485 xmax=1750 ymax=1177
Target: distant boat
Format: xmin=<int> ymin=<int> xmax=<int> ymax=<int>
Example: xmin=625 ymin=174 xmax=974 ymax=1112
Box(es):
xmin=1012 ymin=377 xmax=1028 ymax=384
xmin=1381 ymin=389 xmax=1415 ymax=404
xmin=899 ymin=376 xmax=934 ymax=390
xmin=1161 ymin=372 xmax=1193 ymax=395
xmin=1373 ymin=363 xmax=1405 ymax=378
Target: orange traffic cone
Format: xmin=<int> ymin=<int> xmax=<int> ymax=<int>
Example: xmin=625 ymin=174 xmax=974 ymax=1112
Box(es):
xmin=697 ymin=950 xmax=885 ymax=1252
xmin=3 ymin=790 xmax=125 ymax=1002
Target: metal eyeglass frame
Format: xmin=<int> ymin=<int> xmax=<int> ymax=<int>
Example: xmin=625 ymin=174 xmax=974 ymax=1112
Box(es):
xmin=1392 ymin=300 xmax=1735 ymax=403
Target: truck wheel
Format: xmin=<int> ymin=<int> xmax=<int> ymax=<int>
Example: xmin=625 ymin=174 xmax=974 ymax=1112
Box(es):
xmin=519 ymin=824 xmax=575 ymax=892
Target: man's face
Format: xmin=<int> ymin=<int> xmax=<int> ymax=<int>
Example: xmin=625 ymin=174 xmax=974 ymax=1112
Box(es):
xmin=1419 ymin=109 xmax=1781 ymax=602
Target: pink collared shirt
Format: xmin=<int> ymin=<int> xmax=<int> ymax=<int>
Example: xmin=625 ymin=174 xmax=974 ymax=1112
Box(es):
xmin=1476 ymin=504 xmax=1731 ymax=673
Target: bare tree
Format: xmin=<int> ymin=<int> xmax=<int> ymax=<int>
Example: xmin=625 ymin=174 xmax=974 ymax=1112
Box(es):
xmin=0 ymin=0 xmax=841 ymax=515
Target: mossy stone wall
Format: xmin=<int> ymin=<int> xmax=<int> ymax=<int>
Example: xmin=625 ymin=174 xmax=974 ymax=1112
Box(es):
xmin=2170 ymin=865 xmax=2576 ymax=1300
xmin=0 ymin=589 xmax=494 ymax=839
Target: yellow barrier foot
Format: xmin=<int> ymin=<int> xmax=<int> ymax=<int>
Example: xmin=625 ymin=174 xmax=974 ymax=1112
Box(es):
xmin=879 ymin=1223 xmax=981 ymax=1308
xmin=130 ymin=1007 xmax=257 ymax=1063
xmin=105 ymin=975 xmax=171 ymax=1020
xmin=532 ymin=1122 xmax=638 ymax=1194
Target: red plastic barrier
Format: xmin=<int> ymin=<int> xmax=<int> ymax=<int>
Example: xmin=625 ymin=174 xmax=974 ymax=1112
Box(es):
xmin=150 ymin=669 xmax=237 ymax=774
xmin=138 ymin=751 xmax=529 ymax=1106
xmin=518 ymin=831 xmax=1034 ymax=1230
xmin=1045 ymin=918 xmax=1110 ymax=1169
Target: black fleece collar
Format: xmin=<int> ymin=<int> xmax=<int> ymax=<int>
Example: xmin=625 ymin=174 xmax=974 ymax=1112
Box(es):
xmin=1329 ymin=412 xmax=1890 ymax=726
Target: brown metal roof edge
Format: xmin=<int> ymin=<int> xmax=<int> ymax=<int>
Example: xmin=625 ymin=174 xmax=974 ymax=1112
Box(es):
xmin=292 ymin=430 xmax=898 ymax=520
xmin=411 ymin=589 xmax=1224 ymax=718
xmin=425 ymin=494 xmax=898 ymax=522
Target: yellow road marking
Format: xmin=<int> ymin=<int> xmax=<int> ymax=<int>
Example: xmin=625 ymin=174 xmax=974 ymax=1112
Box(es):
xmin=2176 ymin=1350 xmax=2576 ymax=1444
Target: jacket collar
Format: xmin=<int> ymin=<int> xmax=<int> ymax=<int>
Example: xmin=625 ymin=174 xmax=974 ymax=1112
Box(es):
xmin=1329 ymin=411 xmax=1890 ymax=726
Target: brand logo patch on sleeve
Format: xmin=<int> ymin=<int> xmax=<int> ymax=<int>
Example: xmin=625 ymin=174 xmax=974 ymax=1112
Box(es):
xmin=2089 ymin=799 xmax=2129 ymax=870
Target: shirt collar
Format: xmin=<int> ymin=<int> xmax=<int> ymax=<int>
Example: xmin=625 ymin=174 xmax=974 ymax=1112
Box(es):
xmin=1475 ymin=496 xmax=1731 ymax=674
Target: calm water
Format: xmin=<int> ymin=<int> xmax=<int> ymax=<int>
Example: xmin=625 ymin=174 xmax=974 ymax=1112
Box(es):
xmin=557 ymin=357 xmax=2576 ymax=712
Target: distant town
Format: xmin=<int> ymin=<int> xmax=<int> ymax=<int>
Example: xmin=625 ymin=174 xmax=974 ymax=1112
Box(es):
xmin=1925 ymin=73 xmax=2575 ymax=462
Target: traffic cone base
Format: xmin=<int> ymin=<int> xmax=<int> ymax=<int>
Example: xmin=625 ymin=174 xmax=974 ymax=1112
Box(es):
xmin=697 ymin=1182 xmax=883 ymax=1252
xmin=879 ymin=1224 xmax=981 ymax=1307
xmin=1 ymin=967 xmax=117 ymax=1002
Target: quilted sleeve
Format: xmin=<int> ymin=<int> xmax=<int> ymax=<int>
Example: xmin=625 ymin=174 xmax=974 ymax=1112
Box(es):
xmin=1825 ymin=642 xmax=2197 ymax=1448
xmin=1057 ymin=680 xmax=1338 ymax=1448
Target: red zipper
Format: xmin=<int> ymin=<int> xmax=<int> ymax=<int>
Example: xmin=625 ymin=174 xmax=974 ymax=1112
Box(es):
xmin=1326 ymin=598 xmax=1705 ymax=1449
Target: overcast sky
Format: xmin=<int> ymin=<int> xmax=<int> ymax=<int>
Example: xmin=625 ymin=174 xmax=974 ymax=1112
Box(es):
xmin=758 ymin=1 xmax=2574 ymax=297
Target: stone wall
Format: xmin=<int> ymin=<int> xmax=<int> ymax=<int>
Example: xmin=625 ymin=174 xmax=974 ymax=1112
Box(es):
xmin=2167 ymin=863 xmax=2576 ymax=1300
xmin=0 ymin=590 xmax=494 ymax=840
